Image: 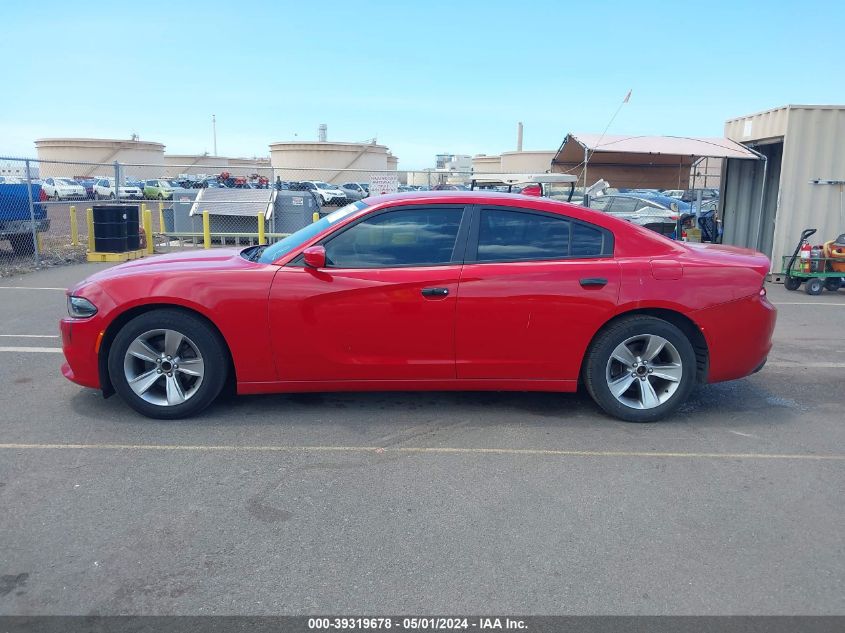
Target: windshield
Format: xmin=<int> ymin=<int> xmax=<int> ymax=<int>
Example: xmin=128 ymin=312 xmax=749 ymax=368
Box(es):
xmin=316 ymin=182 xmax=333 ymax=189
xmin=58 ymin=178 xmax=77 ymax=185
xmin=257 ymin=200 xmax=367 ymax=264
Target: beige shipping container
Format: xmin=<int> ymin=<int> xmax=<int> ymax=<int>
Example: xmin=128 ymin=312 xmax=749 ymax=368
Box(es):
xmin=722 ymin=105 xmax=845 ymax=272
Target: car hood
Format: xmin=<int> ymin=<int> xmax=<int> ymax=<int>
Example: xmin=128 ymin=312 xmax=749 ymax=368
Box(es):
xmin=74 ymin=248 xmax=256 ymax=289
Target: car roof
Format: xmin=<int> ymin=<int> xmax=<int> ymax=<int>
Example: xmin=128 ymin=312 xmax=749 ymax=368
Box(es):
xmin=362 ymin=190 xmax=673 ymax=230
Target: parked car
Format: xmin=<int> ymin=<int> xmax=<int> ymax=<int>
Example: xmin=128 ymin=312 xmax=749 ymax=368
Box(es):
xmin=341 ymin=182 xmax=369 ymax=198
xmin=92 ymin=178 xmax=144 ymax=200
xmin=144 ymin=179 xmax=176 ymax=200
xmin=588 ymin=193 xmax=690 ymax=236
xmin=74 ymin=178 xmax=97 ymax=199
xmin=682 ymin=188 xmax=719 ymax=202
xmin=303 ymin=181 xmax=347 ymax=206
xmin=1 ymin=181 xmax=49 ymax=255
xmin=340 ymin=183 xmax=366 ymax=201
xmin=42 ymin=177 xmax=86 ymax=200
xmin=191 ymin=178 xmax=225 ymax=189
xmin=60 ymin=191 xmax=775 ymax=423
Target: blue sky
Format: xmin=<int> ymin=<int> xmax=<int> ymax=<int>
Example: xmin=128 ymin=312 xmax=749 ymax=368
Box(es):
xmin=2 ymin=0 xmax=843 ymax=168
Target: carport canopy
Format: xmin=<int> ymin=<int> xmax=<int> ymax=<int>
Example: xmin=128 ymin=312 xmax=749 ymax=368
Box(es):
xmin=552 ymin=133 xmax=762 ymax=189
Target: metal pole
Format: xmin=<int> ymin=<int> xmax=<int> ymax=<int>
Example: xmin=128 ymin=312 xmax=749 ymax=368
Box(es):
xmin=24 ymin=159 xmax=40 ymax=266
xmin=113 ymin=161 xmax=120 ymax=201
xmin=212 ymin=115 xmax=217 ymax=156
xmin=753 ymin=156 xmax=769 ymax=252
xmin=583 ymin=147 xmax=590 ymax=207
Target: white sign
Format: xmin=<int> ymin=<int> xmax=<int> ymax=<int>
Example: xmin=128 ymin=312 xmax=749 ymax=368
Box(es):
xmin=369 ymin=175 xmax=399 ymax=196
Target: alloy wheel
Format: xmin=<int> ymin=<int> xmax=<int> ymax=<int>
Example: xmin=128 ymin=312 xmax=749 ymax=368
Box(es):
xmin=123 ymin=328 xmax=205 ymax=406
xmin=605 ymin=334 xmax=683 ymax=410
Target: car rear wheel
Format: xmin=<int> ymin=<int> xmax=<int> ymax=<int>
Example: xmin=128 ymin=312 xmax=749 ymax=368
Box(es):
xmin=108 ymin=309 xmax=228 ymax=419
xmin=584 ymin=316 xmax=697 ymax=422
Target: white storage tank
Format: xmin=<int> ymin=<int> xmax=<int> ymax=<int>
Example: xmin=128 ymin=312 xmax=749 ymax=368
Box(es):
xmin=472 ymin=154 xmax=502 ymax=174
xmin=35 ymin=138 xmax=165 ymax=179
xmin=269 ymin=140 xmax=393 ymax=184
xmin=500 ymin=150 xmax=556 ymax=174
xmin=164 ymin=154 xmax=229 ymax=178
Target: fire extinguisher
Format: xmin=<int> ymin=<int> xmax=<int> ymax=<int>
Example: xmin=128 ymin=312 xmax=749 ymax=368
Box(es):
xmin=800 ymin=241 xmax=812 ymax=273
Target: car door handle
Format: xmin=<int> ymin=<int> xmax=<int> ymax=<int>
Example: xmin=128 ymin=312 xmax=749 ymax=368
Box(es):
xmin=579 ymin=277 xmax=608 ymax=288
xmin=421 ymin=287 xmax=449 ymax=297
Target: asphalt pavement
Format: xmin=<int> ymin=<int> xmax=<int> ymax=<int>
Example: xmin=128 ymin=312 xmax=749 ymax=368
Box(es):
xmin=0 ymin=262 xmax=843 ymax=615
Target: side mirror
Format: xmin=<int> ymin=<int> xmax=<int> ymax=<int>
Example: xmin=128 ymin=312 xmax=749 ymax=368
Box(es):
xmin=303 ymin=245 xmax=326 ymax=269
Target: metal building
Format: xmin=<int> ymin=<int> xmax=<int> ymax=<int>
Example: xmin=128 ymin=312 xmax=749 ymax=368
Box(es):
xmin=722 ymin=105 xmax=845 ymax=271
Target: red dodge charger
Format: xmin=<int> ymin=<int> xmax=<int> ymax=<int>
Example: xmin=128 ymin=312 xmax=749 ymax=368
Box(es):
xmin=60 ymin=191 xmax=776 ymax=422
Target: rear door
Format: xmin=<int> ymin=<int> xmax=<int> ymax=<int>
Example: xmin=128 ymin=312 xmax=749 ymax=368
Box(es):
xmin=269 ymin=204 xmax=470 ymax=381
xmin=455 ymin=206 xmax=620 ymax=381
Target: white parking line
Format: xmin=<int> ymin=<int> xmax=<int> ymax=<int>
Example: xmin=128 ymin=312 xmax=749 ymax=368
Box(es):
xmin=771 ymin=302 xmax=845 ymax=306
xmin=0 ymin=442 xmax=842 ymax=461
xmin=0 ymin=334 xmax=59 ymax=338
xmin=0 ymin=286 xmax=66 ymax=291
xmin=0 ymin=346 xmax=63 ymax=353
xmin=766 ymin=361 xmax=845 ymax=368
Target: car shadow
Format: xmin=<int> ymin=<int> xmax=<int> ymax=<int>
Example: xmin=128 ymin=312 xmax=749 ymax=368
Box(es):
xmin=71 ymin=374 xmax=807 ymax=434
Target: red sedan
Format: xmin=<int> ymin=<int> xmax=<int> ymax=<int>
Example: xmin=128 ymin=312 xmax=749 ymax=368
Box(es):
xmin=60 ymin=191 xmax=776 ymax=422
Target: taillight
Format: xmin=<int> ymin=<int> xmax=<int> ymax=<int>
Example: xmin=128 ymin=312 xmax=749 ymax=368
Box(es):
xmin=39 ymin=189 xmax=47 ymax=202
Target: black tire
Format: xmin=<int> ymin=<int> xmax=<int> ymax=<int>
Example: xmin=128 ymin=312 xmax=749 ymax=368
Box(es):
xmin=108 ymin=309 xmax=228 ymax=419
xmin=824 ymin=277 xmax=843 ymax=292
xmin=9 ymin=234 xmax=36 ymax=256
xmin=783 ymin=276 xmax=802 ymax=291
xmin=805 ymin=277 xmax=824 ymax=296
xmin=109 ymin=193 xmax=115 ymax=200
xmin=583 ymin=316 xmax=697 ymax=423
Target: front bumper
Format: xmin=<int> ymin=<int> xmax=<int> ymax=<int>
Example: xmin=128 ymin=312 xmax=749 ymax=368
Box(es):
xmin=59 ymin=283 xmax=117 ymax=390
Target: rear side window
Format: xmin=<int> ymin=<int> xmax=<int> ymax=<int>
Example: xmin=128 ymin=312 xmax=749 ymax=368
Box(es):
xmin=477 ymin=209 xmax=571 ymax=261
xmin=324 ymin=207 xmax=463 ymax=268
xmin=475 ymin=208 xmax=611 ymax=262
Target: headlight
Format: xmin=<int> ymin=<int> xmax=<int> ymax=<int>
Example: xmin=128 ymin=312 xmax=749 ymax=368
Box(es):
xmin=67 ymin=296 xmax=97 ymax=318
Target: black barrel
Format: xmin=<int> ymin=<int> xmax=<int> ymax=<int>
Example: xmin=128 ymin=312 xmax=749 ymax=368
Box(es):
xmin=124 ymin=205 xmax=140 ymax=250
xmin=92 ymin=205 xmax=128 ymax=253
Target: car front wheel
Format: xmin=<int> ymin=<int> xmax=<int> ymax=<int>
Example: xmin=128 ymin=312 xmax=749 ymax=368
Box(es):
xmin=584 ymin=315 xmax=697 ymax=422
xmin=108 ymin=309 xmax=228 ymax=419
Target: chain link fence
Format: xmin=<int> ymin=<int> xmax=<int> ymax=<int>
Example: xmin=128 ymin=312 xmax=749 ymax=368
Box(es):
xmin=2 ymin=156 xmax=500 ymax=275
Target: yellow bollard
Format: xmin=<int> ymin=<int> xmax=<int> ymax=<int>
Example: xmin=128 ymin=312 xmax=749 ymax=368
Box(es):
xmin=86 ymin=208 xmax=95 ymax=252
xmin=69 ymin=206 xmax=78 ymax=246
xmin=312 ymin=211 xmax=320 ymax=223
xmin=143 ymin=208 xmax=154 ymax=255
xmin=257 ymin=212 xmax=266 ymax=245
xmin=158 ymin=202 xmax=165 ymax=233
xmin=36 ymin=233 xmax=43 ymax=253
xmin=202 ymin=210 xmax=211 ymax=249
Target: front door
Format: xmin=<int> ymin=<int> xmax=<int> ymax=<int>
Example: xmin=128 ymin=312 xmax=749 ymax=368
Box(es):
xmin=455 ymin=206 xmax=620 ymax=381
xmin=269 ymin=205 xmax=469 ymax=381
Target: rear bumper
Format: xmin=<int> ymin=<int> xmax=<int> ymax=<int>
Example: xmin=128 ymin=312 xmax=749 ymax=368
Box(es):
xmin=692 ymin=291 xmax=777 ymax=383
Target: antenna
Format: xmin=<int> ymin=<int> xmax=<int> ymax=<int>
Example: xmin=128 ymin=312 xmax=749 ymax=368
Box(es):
xmin=212 ymin=114 xmax=217 ymax=156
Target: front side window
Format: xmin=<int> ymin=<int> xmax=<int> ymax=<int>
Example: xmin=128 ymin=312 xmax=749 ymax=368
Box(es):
xmin=325 ymin=207 xmax=463 ymax=268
